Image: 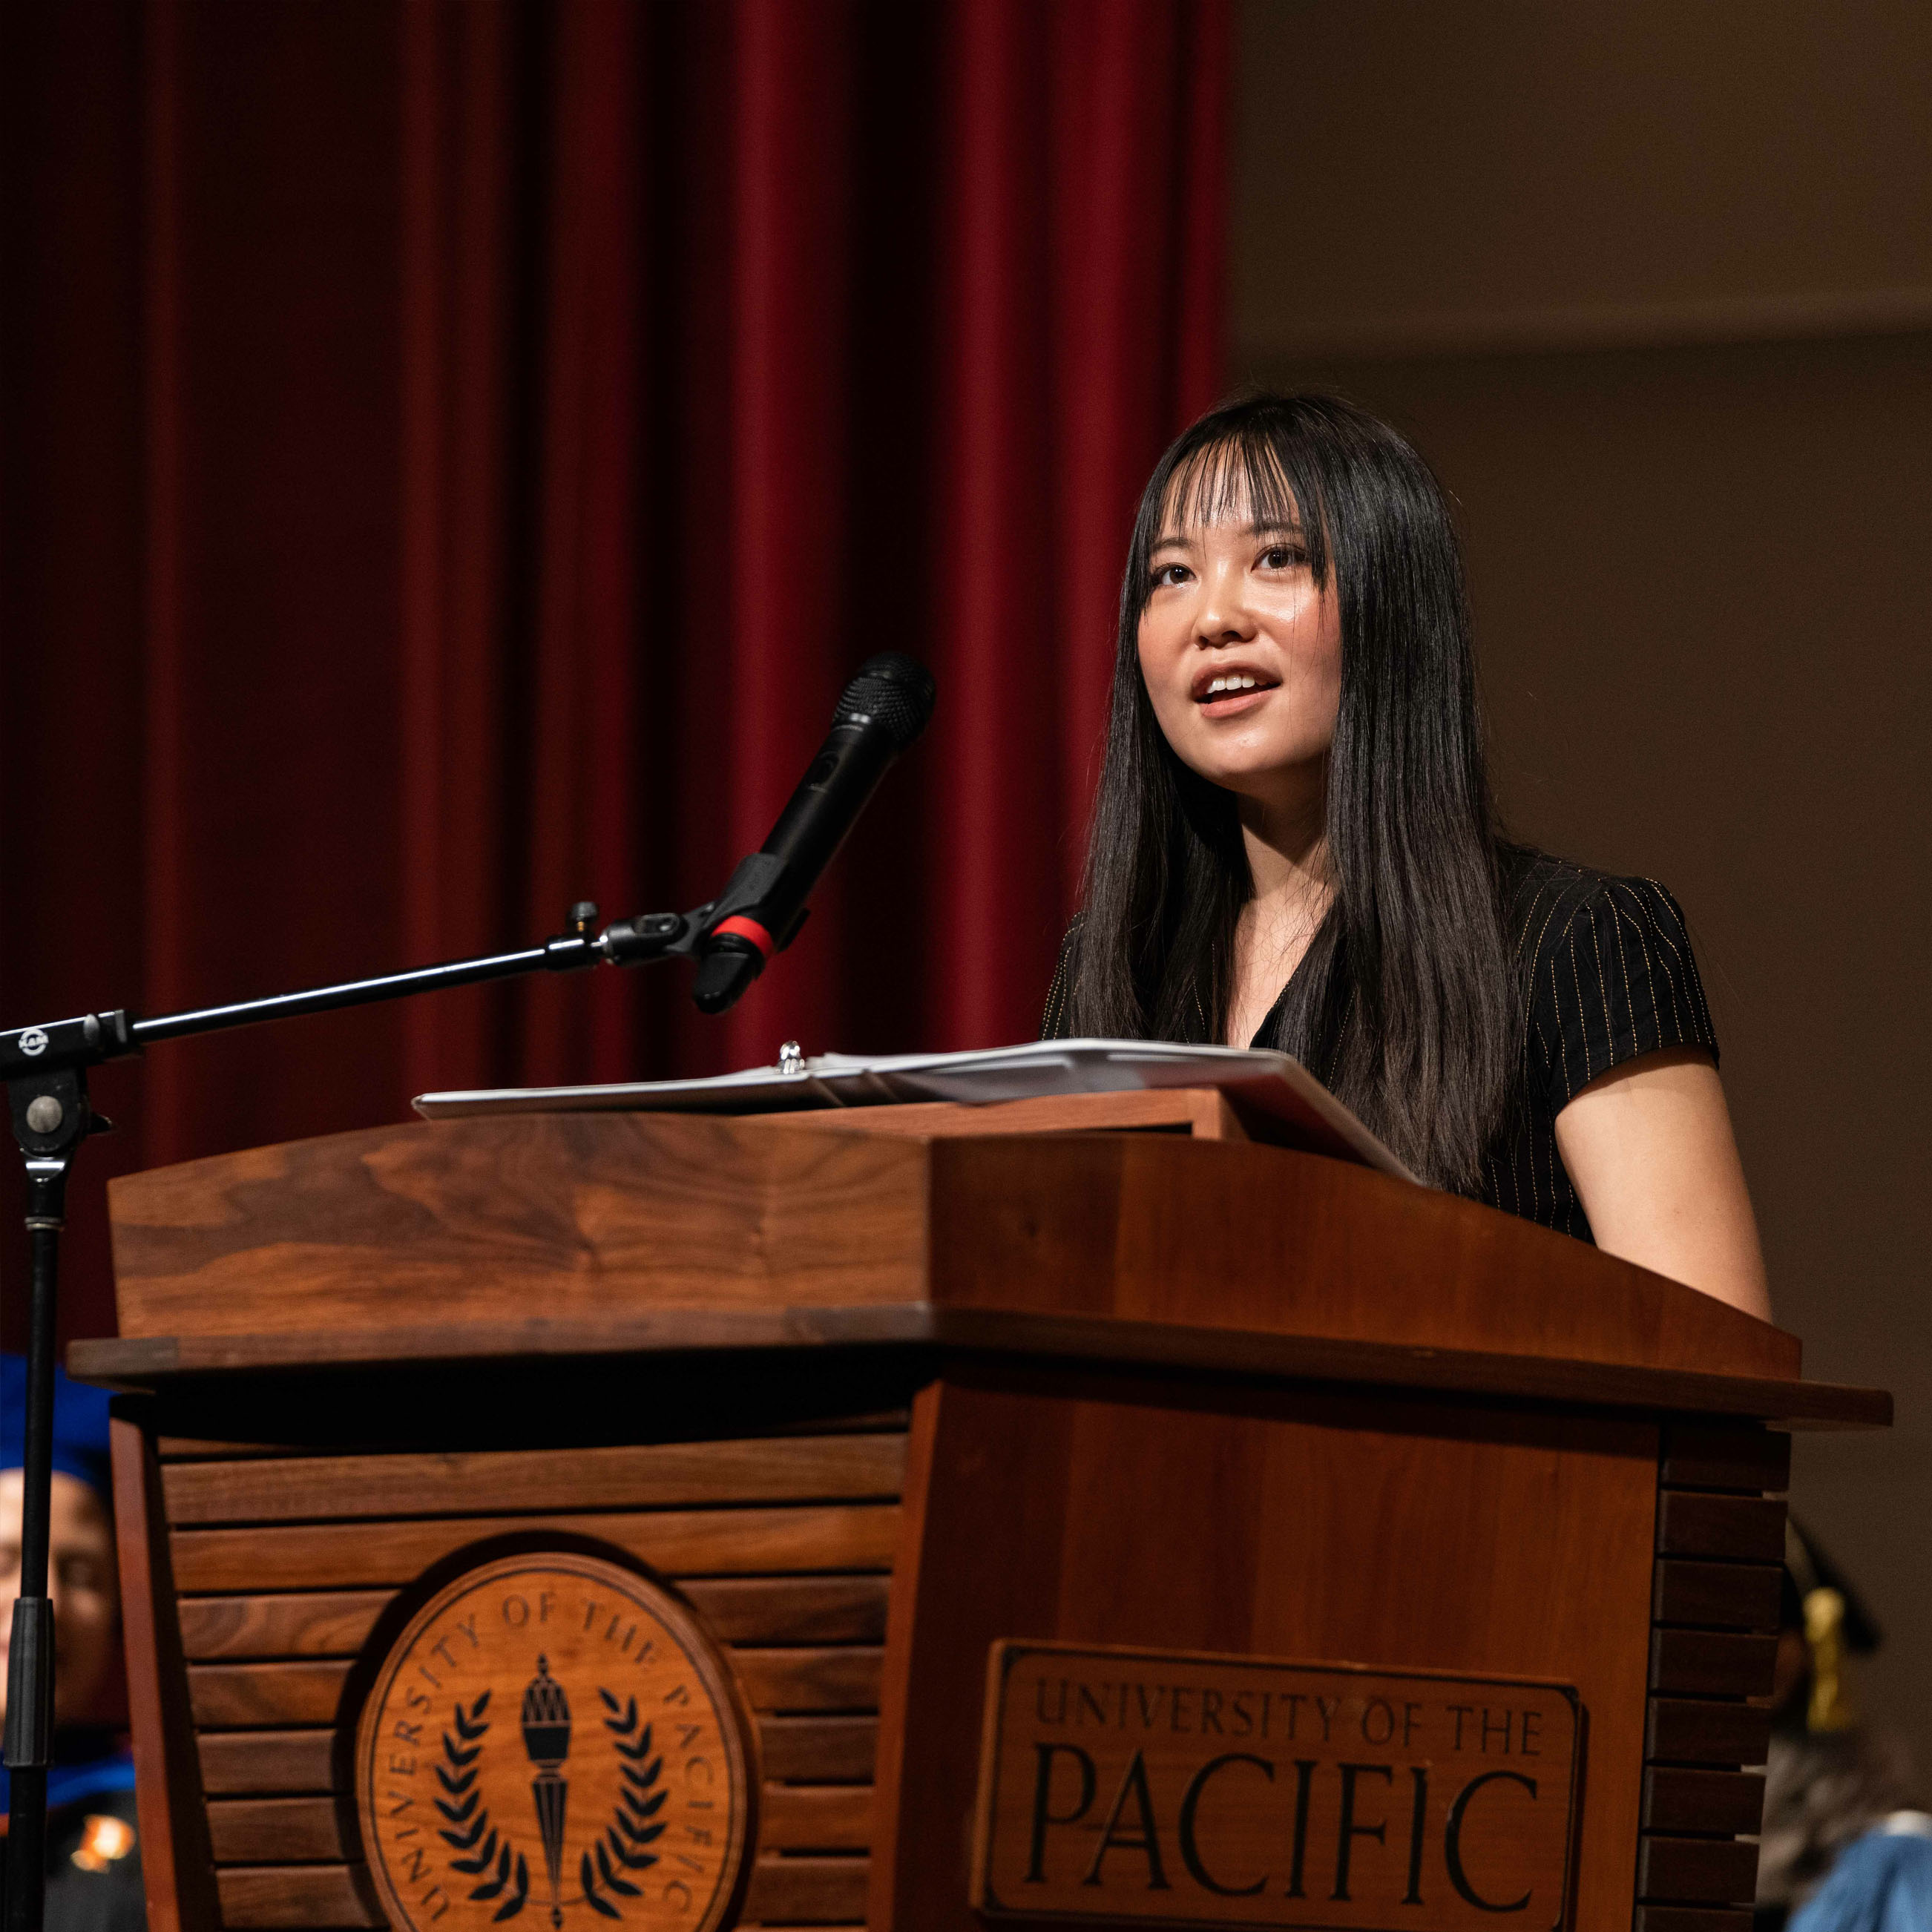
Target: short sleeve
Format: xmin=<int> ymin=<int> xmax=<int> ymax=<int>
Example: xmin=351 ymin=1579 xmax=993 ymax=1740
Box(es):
xmin=1039 ymin=916 xmax=1084 ymax=1039
xmin=1525 ymin=874 xmax=1718 ymax=1116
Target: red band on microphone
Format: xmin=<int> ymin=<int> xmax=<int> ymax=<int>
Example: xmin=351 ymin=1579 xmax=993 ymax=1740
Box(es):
xmin=712 ymin=916 xmax=776 ymax=961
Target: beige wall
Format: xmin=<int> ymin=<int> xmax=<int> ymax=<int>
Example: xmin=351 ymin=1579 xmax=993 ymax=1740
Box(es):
xmin=1235 ymin=0 xmax=1932 ymax=359
xmin=1235 ymin=2 xmax=1932 ymax=1753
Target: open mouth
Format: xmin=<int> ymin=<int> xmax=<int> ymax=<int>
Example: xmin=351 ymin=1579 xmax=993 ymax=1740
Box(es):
xmin=1192 ymin=668 xmax=1281 ymax=713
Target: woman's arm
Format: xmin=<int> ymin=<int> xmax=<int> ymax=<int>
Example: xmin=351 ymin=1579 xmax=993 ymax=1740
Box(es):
xmin=1552 ymin=1045 xmax=1772 ymax=1320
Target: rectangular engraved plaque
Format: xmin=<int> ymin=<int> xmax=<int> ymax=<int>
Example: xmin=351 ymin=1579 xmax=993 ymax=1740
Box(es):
xmin=972 ymin=1641 xmax=1581 ymax=1931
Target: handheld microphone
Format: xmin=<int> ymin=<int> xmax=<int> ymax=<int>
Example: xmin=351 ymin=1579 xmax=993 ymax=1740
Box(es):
xmin=688 ymin=653 xmax=936 ymax=1014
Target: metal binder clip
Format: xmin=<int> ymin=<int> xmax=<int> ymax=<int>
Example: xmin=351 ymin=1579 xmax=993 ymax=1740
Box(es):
xmin=777 ymin=1040 xmax=806 ymax=1077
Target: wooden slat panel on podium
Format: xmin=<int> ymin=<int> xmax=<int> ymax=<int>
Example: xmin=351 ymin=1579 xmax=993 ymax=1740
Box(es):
xmin=177 ymin=1575 xmax=892 ymax=1660
xmin=125 ymin=1408 xmax=907 ymax=1931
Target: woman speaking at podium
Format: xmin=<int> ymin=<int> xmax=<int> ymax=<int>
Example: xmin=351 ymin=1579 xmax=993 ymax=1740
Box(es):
xmin=1042 ymin=393 xmax=1770 ymax=1319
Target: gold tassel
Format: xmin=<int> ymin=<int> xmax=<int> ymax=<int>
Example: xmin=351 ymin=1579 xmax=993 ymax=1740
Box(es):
xmin=1806 ymin=1586 xmax=1856 ymax=1732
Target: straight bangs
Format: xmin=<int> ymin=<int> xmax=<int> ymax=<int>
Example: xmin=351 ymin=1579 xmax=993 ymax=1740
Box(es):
xmin=1122 ymin=420 xmax=1333 ymax=635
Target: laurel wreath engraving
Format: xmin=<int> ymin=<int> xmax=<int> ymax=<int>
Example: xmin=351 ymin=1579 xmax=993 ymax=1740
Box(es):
xmin=579 ymin=1689 xmax=668 ymax=1919
xmin=426 ymin=1685 xmax=666 ymax=1924
xmin=438 ymin=1690 xmax=532 ymax=1922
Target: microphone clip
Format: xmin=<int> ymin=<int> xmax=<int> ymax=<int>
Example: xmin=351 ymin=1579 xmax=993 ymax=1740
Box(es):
xmin=594 ymin=851 xmax=804 ymax=1011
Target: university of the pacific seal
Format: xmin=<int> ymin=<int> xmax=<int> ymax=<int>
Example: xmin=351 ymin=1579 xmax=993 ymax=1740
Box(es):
xmin=355 ymin=1548 xmax=756 ymax=1932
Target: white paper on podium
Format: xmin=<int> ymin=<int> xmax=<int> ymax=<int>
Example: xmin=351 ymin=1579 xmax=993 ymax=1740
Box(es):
xmin=413 ymin=1038 xmax=1419 ymax=1183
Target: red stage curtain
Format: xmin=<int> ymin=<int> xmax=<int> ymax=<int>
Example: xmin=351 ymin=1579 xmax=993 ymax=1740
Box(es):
xmin=0 ymin=0 xmax=1228 ymax=1345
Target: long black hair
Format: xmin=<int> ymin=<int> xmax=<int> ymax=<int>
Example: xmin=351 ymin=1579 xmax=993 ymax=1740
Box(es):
xmin=1061 ymin=393 xmax=1514 ymax=1190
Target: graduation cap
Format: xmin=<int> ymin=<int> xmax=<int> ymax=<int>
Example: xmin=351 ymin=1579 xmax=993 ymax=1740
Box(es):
xmin=1783 ymin=1517 xmax=1883 ymax=1651
xmin=0 ymin=1354 xmax=114 ymax=1502
xmin=1783 ymin=1515 xmax=1881 ymax=1733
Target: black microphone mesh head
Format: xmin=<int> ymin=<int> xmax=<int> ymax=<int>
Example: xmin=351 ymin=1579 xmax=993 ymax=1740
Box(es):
xmin=833 ymin=652 xmax=937 ymax=752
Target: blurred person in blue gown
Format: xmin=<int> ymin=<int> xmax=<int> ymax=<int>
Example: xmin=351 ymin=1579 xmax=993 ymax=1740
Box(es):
xmin=1 ymin=1357 xmax=145 ymax=1930
xmin=1761 ymin=1520 xmax=1932 ymax=1932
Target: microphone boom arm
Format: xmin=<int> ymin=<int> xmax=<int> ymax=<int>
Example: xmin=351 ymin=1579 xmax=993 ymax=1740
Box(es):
xmin=5 ymin=904 xmax=660 ymax=1086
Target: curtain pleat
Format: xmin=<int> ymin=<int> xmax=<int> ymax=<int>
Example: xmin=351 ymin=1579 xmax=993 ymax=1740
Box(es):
xmin=0 ymin=0 xmax=1227 ymax=1344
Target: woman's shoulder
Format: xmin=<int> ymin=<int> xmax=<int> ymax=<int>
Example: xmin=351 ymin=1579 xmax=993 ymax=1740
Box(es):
xmin=1499 ymin=845 xmax=1698 ymax=967
xmin=1499 ymin=844 xmax=1718 ymax=1100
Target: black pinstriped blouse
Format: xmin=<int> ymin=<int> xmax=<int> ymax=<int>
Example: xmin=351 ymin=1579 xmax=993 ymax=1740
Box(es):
xmin=1038 ymin=849 xmax=1719 ymax=1244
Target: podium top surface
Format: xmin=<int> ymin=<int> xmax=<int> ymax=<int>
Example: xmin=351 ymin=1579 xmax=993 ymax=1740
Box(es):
xmin=73 ymin=1102 xmax=1886 ymax=1429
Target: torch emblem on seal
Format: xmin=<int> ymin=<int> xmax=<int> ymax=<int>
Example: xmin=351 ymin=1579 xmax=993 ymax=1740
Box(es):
xmin=356 ymin=1550 xmax=752 ymax=1932
xmin=521 ymin=1656 xmax=572 ymax=1928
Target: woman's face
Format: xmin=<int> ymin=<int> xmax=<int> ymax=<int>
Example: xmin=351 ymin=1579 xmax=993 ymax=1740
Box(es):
xmin=1135 ymin=470 xmax=1342 ymax=809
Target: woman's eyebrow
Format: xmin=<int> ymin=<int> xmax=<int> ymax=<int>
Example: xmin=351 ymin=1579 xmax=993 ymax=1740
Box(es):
xmin=1151 ymin=518 xmax=1304 ymax=555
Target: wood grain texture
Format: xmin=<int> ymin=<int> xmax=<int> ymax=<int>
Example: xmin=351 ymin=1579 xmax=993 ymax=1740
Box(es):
xmin=189 ymin=1647 xmax=881 ymax=1728
xmin=197 ymin=1714 xmax=879 ymax=1795
xmin=207 ymin=1796 xmax=344 ymax=1864
xmin=107 ymin=1112 xmax=933 ymax=1337
xmin=1640 ymin=1427 xmax=1785 ymax=1921
xmin=758 ymin=1784 xmax=874 ymax=1851
xmin=109 ymin=1417 xmax=221 ymax=1932
xmin=198 ymin=1729 xmax=336 ymax=1796
xmin=158 ymin=1436 xmax=301 ymax=1459
xmin=1637 ymin=1837 xmax=1761 ymax=1905
xmin=1634 ymin=1908 xmax=1754 ymax=1932
xmin=191 ymin=1660 xmax=346 ymax=1728
xmin=212 ymin=1852 xmax=870 ymax=1928
xmin=1649 ymin=1629 xmax=1780 ymax=1698
xmin=687 ymin=1577 xmax=892 ymax=1648
xmin=1660 ymin=1425 xmax=1792 ymax=1492
xmin=760 ymin=1085 xmax=1252 ymax=1143
xmin=157 ymin=1410 xmax=910 ymax=1460
xmin=180 ymin=1592 xmax=392 ymax=1661
xmin=873 ymin=1370 xmax=1658 ymax=1932
xmin=169 ymin=1501 xmax=899 ymax=1591
xmin=926 ymin=1309 xmax=1884 ymax=1427
xmin=1646 ymin=1698 xmax=1774 ymax=1767
xmin=760 ymin=1715 xmax=879 ymax=1784
xmin=919 ymin=1131 xmax=1801 ymax=1378
xmin=214 ymin=1862 xmax=375 ymax=1928
xmin=1652 ymin=1560 xmax=1782 ymax=1632
xmin=162 ymin=1432 xmax=906 ymax=1524
xmin=177 ymin=1574 xmax=890 ymax=1659
xmin=734 ymin=1647 xmax=883 ymax=1711
xmin=864 ymin=1386 xmax=936 ymax=1931
xmin=1657 ymin=1492 xmax=1788 ymax=1562
xmin=206 ymin=1784 xmax=873 ymax=1865
xmin=99 ymin=1112 xmax=1813 ymax=1387
xmin=744 ymin=1855 xmax=870 ymax=1922
xmin=1643 ymin=1769 xmax=1767 ymax=1836
xmin=76 ymin=1307 xmax=1887 ymax=1427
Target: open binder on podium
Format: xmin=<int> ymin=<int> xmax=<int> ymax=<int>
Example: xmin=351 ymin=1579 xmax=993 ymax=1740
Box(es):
xmin=413 ymin=1035 xmax=1419 ymax=1180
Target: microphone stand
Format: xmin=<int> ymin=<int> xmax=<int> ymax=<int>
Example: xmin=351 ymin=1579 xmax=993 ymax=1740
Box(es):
xmin=0 ymin=893 xmax=717 ymax=1932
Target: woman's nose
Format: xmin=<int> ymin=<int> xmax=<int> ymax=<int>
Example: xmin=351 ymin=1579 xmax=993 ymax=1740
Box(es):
xmin=1193 ymin=561 xmax=1256 ymax=643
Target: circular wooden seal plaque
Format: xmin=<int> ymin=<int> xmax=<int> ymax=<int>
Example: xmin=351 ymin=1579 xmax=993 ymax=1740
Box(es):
xmin=355 ymin=1548 xmax=755 ymax=1932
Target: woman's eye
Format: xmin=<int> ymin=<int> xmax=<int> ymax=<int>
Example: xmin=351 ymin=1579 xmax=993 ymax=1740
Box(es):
xmin=1150 ymin=563 xmax=1193 ymax=589
xmin=1261 ymin=544 xmax=1307 ymax=570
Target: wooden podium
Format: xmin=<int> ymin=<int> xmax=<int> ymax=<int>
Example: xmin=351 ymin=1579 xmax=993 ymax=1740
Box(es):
xmin=69 ymin=1093 xmax=1886 ymax=1932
